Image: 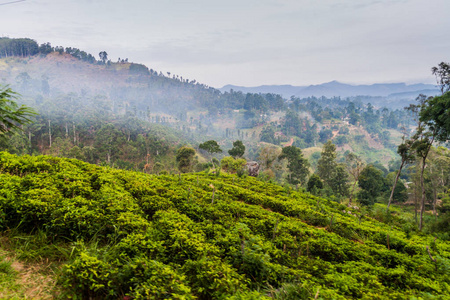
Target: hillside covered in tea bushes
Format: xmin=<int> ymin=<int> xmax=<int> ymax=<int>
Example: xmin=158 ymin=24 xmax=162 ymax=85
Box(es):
xmin=0 ymin=151 xmax=449 ymax=299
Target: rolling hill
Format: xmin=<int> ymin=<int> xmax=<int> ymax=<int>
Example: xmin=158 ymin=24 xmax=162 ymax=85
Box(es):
xmin=0 ymin=152 xmax=448 ymax=299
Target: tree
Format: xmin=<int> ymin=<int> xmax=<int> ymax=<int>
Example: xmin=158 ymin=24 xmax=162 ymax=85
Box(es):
xmin=199 ymin=140 xmax=222 ymax=168
xmin=94 ymin=123 xmax=124 ymax=164
xmin=307 ymin=174 xmax=323 ymax=195
xmin=176 ymin=146 xmax=196 ymax=173
xmin=427 ymin=147 xmax=450 ymax=220
xmin=317 ymin=141 xmax=337 ymax=184
xmin=99 ymin=51 xmax=108 ymax=64
xmin=417 ymin=84 xmax=450 ymax=229
xmin=329 ymin=164 xmax=350 ymax=198
xmin=431 ymin=61 xmax=450 ymax=94
xmin=387 ymin=137 xmax=415 ymax=212
xmin=278 ymin=146 xmax=310 ymax=186
xmin=319 ymin=129 xmax=333 ymax=143
xmin=386 ymin=172 xmax=408 ymax=204
xmin=358 ymin=165 xmax=386 ymax=206
xmin=259 ymin=126 xmax=276 ymax=144
xmin=199 ymin=140 xmax=222 ymax=155
xmin=345 ymin=153 xmax=365 ymax=205
xmin=0 ymin=85 xmax=36 ymax=137
xmin=420 ymin=92 xmax=450 ymax=142
xmin=316 ymin=141 xmax=349 ymax=198
xmin=228 ymin=140 xmax=245 ymax=158
xmin=258 ymin=145 xmax=282 ymax=175
xmin=409 ymin=94 xmax=439 ymax=230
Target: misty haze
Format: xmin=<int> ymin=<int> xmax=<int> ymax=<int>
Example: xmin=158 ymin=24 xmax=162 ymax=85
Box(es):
xmin=0 ymin=1 xmax=449 ymax=299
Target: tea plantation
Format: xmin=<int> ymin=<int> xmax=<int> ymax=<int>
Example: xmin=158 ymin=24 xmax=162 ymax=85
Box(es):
xmin=0 ymin=152 xmax=449 ymax=299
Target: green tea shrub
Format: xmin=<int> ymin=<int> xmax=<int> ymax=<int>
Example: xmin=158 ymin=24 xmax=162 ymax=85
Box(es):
xmin=60 ymin=250 xmax=120 ymax=299
xmin=182 ymin=257 xmax=249 ymax=298
xmin=124 ymin=258 xmax=193 ymax=300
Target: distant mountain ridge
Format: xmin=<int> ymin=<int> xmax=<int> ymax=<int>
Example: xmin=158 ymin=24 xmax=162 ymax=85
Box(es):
xmin=220 ymin=81 xmax=439 ymax=98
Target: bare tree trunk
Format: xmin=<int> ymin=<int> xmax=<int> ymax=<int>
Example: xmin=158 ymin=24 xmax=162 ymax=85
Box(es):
xmin=349 ymin=181 xmax=358 ymax=206
xmin=387 ymin=159 xmax=405 ymax=212
xmin=73 ymin=123 xmax=76 ymax=144
xmin=433 ymin=187 xmax=437 ymax=221
xmin=414 ymin=184 xmax=418 ymax=225
xmin=48 ymin=120 xmax=52 ymax=148
xmin=419 ymin=157 xmax=426 ymax=231
xmin=419 ymin=137 xmax=434 ymax=231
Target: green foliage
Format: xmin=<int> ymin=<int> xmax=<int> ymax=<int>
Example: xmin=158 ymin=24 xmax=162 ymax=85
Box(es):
xmin=0 ymin=37 xmax=39 ymax=58
xmin=199 ymin=140 xmax=222 ymax=154
xmin=221 ymin=156 xmax=247 ymax=174
xmin=260 ymin=126 xmax=276 ymax=144
xmin=334 ymin=135 xmax=348 ymax=146
xmin=386 ymin=172 xmax=408 ymax=203
xmin=319 ymin=128 xmax=333 ymax=143
xmin=420 ymin=92 xmax=450 ymax=142
xmin=0 ymin=85 xmax=37 ymax=136
xmin=317 ymin=141 xmax=337 ymax=184
xmin=317 ymin=141 xmax=349 ymax=198
xmin=358 ymin=165 xmax=387 ymax=206
xmin=0 ymin=152 xmax=449 ymax=299
xmin=176 ymin=146 xmax=196 ymax=173
xmin=307 ymin=174 xmax=323 ymax=195
xmin=279 ymin=146 xmax=310 ymax=186
xmin=228 ymin=140 xmax=246 ymax=158
xmin=431 ymin=61 xmax=450 ymax=94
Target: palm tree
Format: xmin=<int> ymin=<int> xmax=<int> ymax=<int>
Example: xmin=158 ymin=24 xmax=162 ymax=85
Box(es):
xmin=0 ymin=85 xmax=36 ymax=137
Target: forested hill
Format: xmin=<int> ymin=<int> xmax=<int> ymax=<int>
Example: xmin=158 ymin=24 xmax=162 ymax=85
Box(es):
xmin=0 ymin=151 xmax=449 ymax=299
xmin=0 ymin=37 xmax=285 ymax=117
xmin=0 ymin=37 xmax=425 ymax=178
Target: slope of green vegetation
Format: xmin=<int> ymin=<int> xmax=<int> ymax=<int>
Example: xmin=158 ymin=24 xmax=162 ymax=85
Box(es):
xmin=0 ymin=37 xmax=414 ymax=167
xmin=0 ymin=152 xmax=449 ymax=299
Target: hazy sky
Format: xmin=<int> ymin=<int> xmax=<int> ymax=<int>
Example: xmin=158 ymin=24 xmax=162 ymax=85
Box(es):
xmin=1 ymin=0 xmax=449 ymax=88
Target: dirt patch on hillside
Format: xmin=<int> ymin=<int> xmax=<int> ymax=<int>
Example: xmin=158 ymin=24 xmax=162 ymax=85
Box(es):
xmin=0 ymin=254 xmax=57 ymax=300
xmin=12 ymin=260 xmax=56 ymax=299
xmin=283 ymin=138 xmax=294 ymax=147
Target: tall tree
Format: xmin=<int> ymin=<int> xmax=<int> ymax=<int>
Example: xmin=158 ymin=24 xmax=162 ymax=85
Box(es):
xmin=199 ymin=140 xmax=222 ymax=168
xmin=99 ymin=51 xmax=108 ymax=64
xmin=176 ymin=146 xmax=196 ymax=173
xmin=317 ymin=141 xmax=337 ymax=184
xmin=278 ymin=145 xmax=310 ymax=186
xmin=387 ymin=137 xmax=415 ymax=212
xmin=345 ymin=153 xmax=365 ymax=205
xmin=199 ymin=140 xmax=222 ymax=155
xmin=228 ymin=140 xmax=245 ymax=158
xmin=358 ymin=165 xmax=386 ymax=206
xmin=431 ymin=61 xmax=450 ymax=94
xmin=317 ymin=141 xmax=349 ymax=198
xmin=410 ymin=95 xmax=437 ymax=231
xmin=418 ymin=88 xmax=450 ymax=228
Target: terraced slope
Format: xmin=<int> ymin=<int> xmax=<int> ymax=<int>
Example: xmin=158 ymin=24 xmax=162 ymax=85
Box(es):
xmin=0 ymin=152 xmax=449 ymax=299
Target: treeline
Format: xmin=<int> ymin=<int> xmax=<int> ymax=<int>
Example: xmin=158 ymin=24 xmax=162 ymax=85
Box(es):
xmin=0 ymin=37 xmax=98 ymax=63
xmin=0 ymin=37 xmax=38 ymax=58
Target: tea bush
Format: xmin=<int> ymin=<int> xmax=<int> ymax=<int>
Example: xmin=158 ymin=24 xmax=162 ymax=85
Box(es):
xmin=0 ymin=152 xmax=449 ymax=299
